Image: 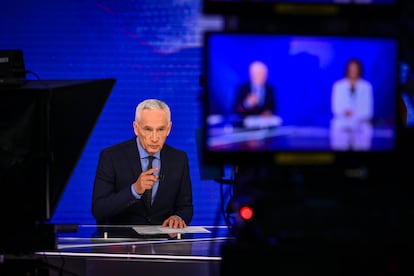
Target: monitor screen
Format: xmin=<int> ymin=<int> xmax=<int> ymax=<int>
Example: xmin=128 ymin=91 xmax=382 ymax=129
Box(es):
xmin=202 ymin=31 xmax=399 ymax=164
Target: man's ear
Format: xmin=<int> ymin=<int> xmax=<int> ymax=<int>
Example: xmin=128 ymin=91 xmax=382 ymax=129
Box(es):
xmin=166 ymin=121 xmax=172 ymax=136
xmin=133 ymin=121 xmax=139 ymax=136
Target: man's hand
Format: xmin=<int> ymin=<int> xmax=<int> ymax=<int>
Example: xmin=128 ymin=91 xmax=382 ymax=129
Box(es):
xmin=246 ymin=93 xmax=259 ymax=108
xmin=134 ymin=167 xmax=158 ymax=195
xmin=162 ymin=215 xmax=187 ymax=229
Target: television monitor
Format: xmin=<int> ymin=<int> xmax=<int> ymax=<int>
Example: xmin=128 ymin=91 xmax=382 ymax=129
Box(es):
xmin=202 ymin=31 xmax=400 ymax=165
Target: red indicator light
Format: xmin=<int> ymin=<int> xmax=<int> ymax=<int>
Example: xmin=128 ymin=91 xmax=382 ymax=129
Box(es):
xmin=239 ymin=206 xmax=253 ymax=220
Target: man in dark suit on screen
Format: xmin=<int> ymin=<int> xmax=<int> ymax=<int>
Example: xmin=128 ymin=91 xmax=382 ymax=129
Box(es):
xmin=234 ymin=60 xmax=276 ymax=117
xmin=92 ymin=98 xmax=193 ymax=229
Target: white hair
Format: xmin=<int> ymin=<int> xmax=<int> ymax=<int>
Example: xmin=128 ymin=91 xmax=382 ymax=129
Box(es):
xmin=135 ymin=99 xmax=171 ymax=122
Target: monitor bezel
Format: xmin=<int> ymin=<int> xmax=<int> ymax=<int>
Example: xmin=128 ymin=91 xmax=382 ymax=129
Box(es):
xmin=202 ymin=0 xmax=401 ymax=19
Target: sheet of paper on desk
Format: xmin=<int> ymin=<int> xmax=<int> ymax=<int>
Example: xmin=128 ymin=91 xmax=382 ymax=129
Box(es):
xmin=132 ymin=225 xmax=211 ymax=235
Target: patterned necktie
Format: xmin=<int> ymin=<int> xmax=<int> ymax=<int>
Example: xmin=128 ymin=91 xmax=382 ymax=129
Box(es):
xmin=143 ymin=155 xmax=154 ymax=208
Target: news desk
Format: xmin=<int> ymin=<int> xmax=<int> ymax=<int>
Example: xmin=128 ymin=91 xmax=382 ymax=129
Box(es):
xmin=4 ymin=223 xmax=414 ymax=275
xmin=36 ymin=225 xmax=233 ymax=276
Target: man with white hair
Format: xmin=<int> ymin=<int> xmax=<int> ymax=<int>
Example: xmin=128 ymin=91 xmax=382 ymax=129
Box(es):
xmin=92 ymin=98 xmax=193 ymax=230
xmin=234 ymin=60 xmax=276 ymax=117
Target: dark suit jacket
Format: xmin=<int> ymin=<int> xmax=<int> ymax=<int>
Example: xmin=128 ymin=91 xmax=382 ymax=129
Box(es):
xmin=234 ymin=82 xmax=276 ymax=116
xmin=92 ymin=138 xmax=193 ymax=226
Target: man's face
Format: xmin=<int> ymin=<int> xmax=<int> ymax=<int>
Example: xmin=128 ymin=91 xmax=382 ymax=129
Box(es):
xmin=250 ymin=66 xmax=267 ymax=85
xmin=133 ymin=109 xmax=172 ymax=155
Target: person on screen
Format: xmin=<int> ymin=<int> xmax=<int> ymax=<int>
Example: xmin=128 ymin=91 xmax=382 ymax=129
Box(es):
xmin=92 ymin=99 xmax=193 ymax=229
xmin=330 ymin=58 xmax=374 ymax=150
xmin=234 ymin=60 xmax=276 ymax=117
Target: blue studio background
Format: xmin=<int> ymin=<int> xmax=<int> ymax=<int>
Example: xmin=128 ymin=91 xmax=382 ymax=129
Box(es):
xmin=1 ymin=1 xmax=227 ymax=226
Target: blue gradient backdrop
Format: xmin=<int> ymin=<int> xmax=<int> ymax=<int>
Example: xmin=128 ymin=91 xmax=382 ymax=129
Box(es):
xmin=1 ymin=0 xmax=228 ymax=226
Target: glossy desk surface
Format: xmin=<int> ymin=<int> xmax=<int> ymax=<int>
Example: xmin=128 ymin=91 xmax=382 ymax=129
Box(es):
xmin=38 ymin=225 xmax=234 ymax=262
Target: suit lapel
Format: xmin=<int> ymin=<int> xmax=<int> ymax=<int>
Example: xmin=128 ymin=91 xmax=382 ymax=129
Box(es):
xmin=124 ymin=138 xmax=142 ymax=179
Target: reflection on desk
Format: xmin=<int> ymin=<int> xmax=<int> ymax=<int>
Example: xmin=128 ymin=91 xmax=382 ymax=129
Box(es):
xmin=207 ymin=125 xmax=394 ymax=151
xmin=34 ymin=225 xmax=232 ymax=276
xmin=45 ymin=225 xmax=232 ymax=258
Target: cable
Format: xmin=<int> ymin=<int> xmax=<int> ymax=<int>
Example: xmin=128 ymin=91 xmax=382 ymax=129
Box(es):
xmin=218 ymin=164 xmax=236 ymax=228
